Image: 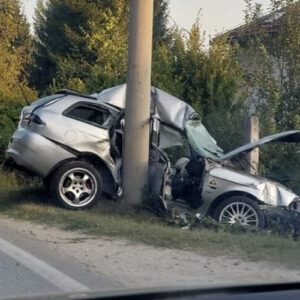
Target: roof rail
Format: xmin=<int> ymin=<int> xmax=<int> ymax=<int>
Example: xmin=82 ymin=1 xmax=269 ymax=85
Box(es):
xmin=56 ymin=89 xmax=97 ymax=100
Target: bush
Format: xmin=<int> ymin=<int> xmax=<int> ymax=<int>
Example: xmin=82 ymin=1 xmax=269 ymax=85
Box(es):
xmin=0 ymin=100 xmax=23 ymax=161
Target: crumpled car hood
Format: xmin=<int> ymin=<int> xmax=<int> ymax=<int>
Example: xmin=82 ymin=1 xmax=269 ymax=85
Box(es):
xmin=209 ymin=166 xmax=298 ymax=207
xmin=221 ymin=130 xmax=300 ymax=161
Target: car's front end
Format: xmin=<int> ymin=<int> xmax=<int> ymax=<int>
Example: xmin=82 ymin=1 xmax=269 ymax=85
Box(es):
xmin=200 ymin=162 xmax=300 ymax=216
xmin=180 ymin=120 xmax=300 ymax=226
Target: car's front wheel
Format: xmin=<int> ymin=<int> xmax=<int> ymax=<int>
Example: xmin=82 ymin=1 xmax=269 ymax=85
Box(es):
xmin=213 ymin=196 xmax=265 ymax=228
xmin=50 ymin=161 xmax=102 ymax=209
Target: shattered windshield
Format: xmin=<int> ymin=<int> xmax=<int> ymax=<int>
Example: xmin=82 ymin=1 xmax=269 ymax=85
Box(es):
xmin=185 ymin=120 xmax=224 ymax=160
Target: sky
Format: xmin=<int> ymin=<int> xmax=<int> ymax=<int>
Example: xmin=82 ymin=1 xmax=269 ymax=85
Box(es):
xmin=21 ymin=0 xmax=272 ymax=39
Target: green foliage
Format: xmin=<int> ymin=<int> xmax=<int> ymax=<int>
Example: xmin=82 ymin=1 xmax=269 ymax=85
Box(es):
xmin=32 ymin=0 xmax=126 ymax=93
xmin=2 ymin=172 xmax=300 ymax=267
xmin=203 ymin=37 xmax=248 ymax=151
xmin=241 ymin=0 xmax=300 ymax=189
xmin=153 ymin=0 xmax=170 ymax=46
xmin=0 ymin=0 xmax=36 ymax=161
xmin=31 ymin=0 xmax=245 ymax=153
xmin=168 ymin=207 xmax=300 ymax=243
xmin=0 ymin=0 xmax=36 ymax=101
xmin=0 ymin=100 xmax=23 ymax=160
xmin=152 ymin=17 xmax=248 ymax=151
xmin=152 ymin=40 xmax=185 ymax=98
xmin=242 ymin=0 xmax=300 ymax=133
xmin=32 ymin=0 xmax=170 ymax=94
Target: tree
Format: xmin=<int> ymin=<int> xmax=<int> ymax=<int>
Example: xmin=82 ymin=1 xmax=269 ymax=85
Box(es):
xmin=240 ymin=0 xmax=300 ymax=192
xmin=31 ymin=0 xmax=170 ymax=94
xmin=153 ymin=0 xmax=170 ymax=46
xmin=152 ymin=16 xmax=248 ymax=151
xmin=242 ymin=0 xmax=300 ymax=134
xmin=203 ymin=36 xmax=248 ymax=151
xmin=0 ymin=0 xmax=35 ymax=102
xmin=0 ymin=0 xmax=36 ymax=160
xmin=32 ymin=0 xmax=120 ymax=93
xmin=151 ymin=28 xmax=185 ymax=98
xmin=152 ymin=17 xmax=207 ymax=108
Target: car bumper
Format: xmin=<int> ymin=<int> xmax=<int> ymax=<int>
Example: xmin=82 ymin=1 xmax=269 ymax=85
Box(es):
xmin=6 ymin=129 xmax=75 ymax=177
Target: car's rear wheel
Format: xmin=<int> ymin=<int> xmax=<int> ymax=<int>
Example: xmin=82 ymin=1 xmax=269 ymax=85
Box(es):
xmin=213 ymin=196 xmax=265 ymax=228
xmin=50 ymin=161 xmax=102 ymax=209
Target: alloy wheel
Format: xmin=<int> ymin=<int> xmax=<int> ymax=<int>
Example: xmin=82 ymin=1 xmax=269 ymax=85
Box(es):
xmin=219 ymin=201 xmax=259 ymax=226
xmin=58 ymin=168 xmax=98 ymax=208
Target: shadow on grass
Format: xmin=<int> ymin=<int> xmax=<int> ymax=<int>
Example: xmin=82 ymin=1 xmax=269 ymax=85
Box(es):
xmin=0 ymin=187 xmax=52 ymax=206
xmin=0 ymin=182 xmax=166 ymax=238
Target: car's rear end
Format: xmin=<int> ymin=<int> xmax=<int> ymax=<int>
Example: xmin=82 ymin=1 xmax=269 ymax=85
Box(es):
xmin=5 ymin=93 xmax=76 ymax=177
xmin=5 ymin=91 xmax=126 ymax=209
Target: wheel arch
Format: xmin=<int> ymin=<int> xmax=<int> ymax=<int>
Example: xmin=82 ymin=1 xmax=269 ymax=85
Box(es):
xmin=207 ymin=190 xmax=261 ymax=217
xmin=45 ymin=153 xmax=116 ymax=196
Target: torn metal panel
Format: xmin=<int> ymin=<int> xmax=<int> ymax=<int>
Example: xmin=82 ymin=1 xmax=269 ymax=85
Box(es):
xmin=95 ymin=84 xmax=198 ymax=148
xmin=151 ymin=88 xmax=198 ymax=131
xmin=94 ymin=84 xmax=127 ymax=109
xmin=148 ymin=145 xmax=173 ymax=211
xmin=257 ymin=182 xmax=296 ymax=207
xmin=96 ymin=84 xmax=198 ymax=131
xmin=159 ymin=125 xmax=184 ymax=149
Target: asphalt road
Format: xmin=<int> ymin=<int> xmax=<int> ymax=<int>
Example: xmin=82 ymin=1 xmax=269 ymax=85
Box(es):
xmin=0 ymin=221 xmax=121 ymax=299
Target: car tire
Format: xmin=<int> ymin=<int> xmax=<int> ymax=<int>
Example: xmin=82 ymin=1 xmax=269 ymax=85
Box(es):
xmin=213 ymin=196 xmax=265 ymax=228
xmin=50 ymin=160 xmax=103 ymax=210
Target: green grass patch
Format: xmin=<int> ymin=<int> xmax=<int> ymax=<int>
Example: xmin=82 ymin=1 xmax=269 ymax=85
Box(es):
xmin=1 ymin=170 xmax=300 ymax=268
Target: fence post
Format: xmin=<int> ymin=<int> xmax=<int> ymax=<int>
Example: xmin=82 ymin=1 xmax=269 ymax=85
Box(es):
xmin=246 ymin=116 xmax=259 ymax=174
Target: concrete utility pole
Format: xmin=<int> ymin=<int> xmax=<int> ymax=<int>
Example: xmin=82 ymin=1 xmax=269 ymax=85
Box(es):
xmin=246 ymin=116 xmax=260 ymax=175
xmin=123 ymin=0 xmax=154 ymax=205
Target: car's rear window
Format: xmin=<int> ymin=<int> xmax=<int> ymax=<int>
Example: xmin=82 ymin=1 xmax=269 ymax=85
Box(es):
xmin=65 ymin=104 xmax=113 ymax=128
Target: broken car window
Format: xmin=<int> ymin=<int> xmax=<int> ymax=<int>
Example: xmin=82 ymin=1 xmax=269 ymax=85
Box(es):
xmin=65 ymin=105 xmax=113 ymax=128
xmin=185 ymin=120 xmax=224 ymax=160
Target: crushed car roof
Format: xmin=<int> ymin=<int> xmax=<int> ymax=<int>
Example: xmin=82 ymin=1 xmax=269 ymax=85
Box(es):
xmin=95 ymin=85 xmax=300 ymax=161
xmin=94 ymin=84 xmax=198 ymax=132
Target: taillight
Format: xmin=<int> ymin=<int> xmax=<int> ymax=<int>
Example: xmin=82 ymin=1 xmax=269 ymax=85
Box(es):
xmin=27 ymin=114 xmax=45 ymax=125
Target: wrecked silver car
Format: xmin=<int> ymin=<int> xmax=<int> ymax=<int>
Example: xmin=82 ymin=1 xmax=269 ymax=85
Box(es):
xmin=5 ymin=84 xmax=300 ymax=227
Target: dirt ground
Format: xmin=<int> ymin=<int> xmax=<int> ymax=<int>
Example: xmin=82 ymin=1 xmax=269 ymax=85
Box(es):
xmin=1 ymin=217 xmax=299 ymax=288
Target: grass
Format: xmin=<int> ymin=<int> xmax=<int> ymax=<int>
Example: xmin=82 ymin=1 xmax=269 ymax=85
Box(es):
xmin=1 ymin=170 xmax=300 ymax=268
